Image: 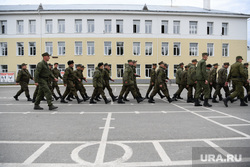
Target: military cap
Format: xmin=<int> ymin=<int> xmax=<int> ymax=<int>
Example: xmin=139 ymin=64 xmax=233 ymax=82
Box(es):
xmin=224 ymin=62 xmax=230 ymax=66
xmin=185 ymin=65 xmax=189 ymax=68
xmin=48 ymin=63 xmax=53 ymax=66
xmin=192 ymin=59 xmax=197 ymax=62
xmin=54 ymin=63 xmax=59 ymax=65
xmin=164 ymin=63 xmax=168 ymax=67
xmin=76 ymin=64 xmax=82 ymax=67
xmin=158 ymin=61 xmax=164 ymax=65
xmin=81 ymin=65 xmax=85 ymax=68
xmin=132 ymin=60 xmax=137 ymax=63
xmin=128 ymin=59 xmax=133 ymax=63
xmin=202 ymin=52 xmax=208 ymax=56
xmin=236 ymin=56 xmax=243 ymax=60
xmin=179 ymin=62 xmax=184 ymax=66
xmin=244 ymin=63 xmax=249 ymax=66
xmin=67 ymin=60 xmax=74 ymax=65
xmin=213 ymin=63 xmax=219 ymax=66
xmin=98 ymin=62 xmax=104 ymax=67
xmin=104 ymin=63 xmax=109 ymax=66
xmin=21 ymin=63 xmax=27 ymax=67
xmin=152 ymin=63 xmax=157 ymax=66
xmin=42 ymin=52 xmax=50 ymax=57
xmin=206 ymin=64 xmax=212 ymax=68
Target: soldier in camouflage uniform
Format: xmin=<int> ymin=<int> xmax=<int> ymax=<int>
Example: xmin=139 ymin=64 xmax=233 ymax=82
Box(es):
xmin=187 ymin=59 xmax=198 ymax=103
xmin=90 ymin=62 xmax=111 ymax=104
xmin=74 ymin=64 xmax=89 ymax=101
xmin=60 ymin=60 xmax=84 ymax=104
xmin=33 ymin=52 xmax=58 ymax=110
xmin=103 ymin=63 xmax=117 ymax=102
xmin=243 ymin=63 xmax=249 ymax=94
xmin=174 ymin=62 xmax=184 ymax=99
xmin=148 ymin=62 xmax=172 ymax=103
xmin=194 ymin=53 xmax=212 ymax=107
xmin=117 ymin=60 xmax=143 ymax=104
xmin=145 ymin=63 xmax=165 ymax=99
xmin=212 ymin=62 xmax=230 ymax=103
xmin=200 ymin=64 xmax=212 ymax=101
xmin=48 ymin=64 xmax=60 ymax=101
xmin=52 ymin=63 xmax=63 ymax=98
xmin=223 ymin=56 xmax=248 ymax=107
xmin=14 ymin=63 xmax=33 ymax=101
xmin=208 ymin=63 xmax=220 ymax=99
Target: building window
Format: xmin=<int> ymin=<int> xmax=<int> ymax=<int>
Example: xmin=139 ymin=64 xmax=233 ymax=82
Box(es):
xmin=173 ymin=42 xmax=181 ymax=56
xmin=75 ymin=41 xmax=82 ymax=55
xmin=116 ymin=20 xmax=123 ymax=33
xmin=189 ymin=43 xmax=198 ymax=56
xmin=145 ymin=42 xmax=153 ymax=56
xmin=58 ymin=19 xmax=65 ymax=33
xmin=1 ymin=20 xmax=7 ymax=34
xmin=104 ymin=20 xmax=112 ymax=33
xmin=45 ymin=19 xmax=52 ymax=33
xmin=58 ymin=64 xmax=65 ymax=72
xmin=173 ymin=21 xmax=180 ymax=34
xmin=207 ymin=43 xmax=214 ymax=56
xmin=87 ymin=64 xmax=95 ymax=78
xmin=189 ymin=21 xmax=197 ymax=34
xmin=161 ymin=20 xmax=168 ymax=34
xmin=29 ymin=65 xmax=36 ymax=78
xmin=136 ymin=64 xmax=141 ymax=76
xmin=75 ymin=19 xmax=82 ymax=33
xmin=104 ymin=42 xmax=112 ymax=55
xmin=116 ymin=64 xmax=124 ymax=78
xmin=58 ymin=42 xmax=65 ymax=55
xmin=17 ymin=42 xmax=24 ymax=56
xmin=133 ymin=20 xmax=140 ymax=33
xmin=17 ymin=20 xmax=24 ymax=34
xmin=207 ymin=22 xmax=213 ymax=35
xmin=29 ymin=20 xmax=36 ymax=34
xmin=222 ymin=23 xmax=228 ymax=35
xmin=133 ymin=42 xmax=140 ymax=56
xmin=45 ymin=42 xmax=53 ymax=56
xmin=0 ymin=42 xmax=7 ymax=56
xmin=174 ymin=64 xmax=178 ymax=78
xmin=222 ymin=44 xmax=229 ymax=57
xmin=29 ymin=42 xmax=36 ymax=56
xmin=145 ymin=64 xmax=152 ymax=78
xmin=87 ymin=19 xmax=94 ymax=33
xmin=0 ymin=65 xmax=8 ymax=72
xmin=162 ymin=42 xmax=169 ymax=56
xmin=116 ymin=42 xmax=124 ymax=55
xmin=145 ymin=20 xmax=152 ymax=34
xmin=87 ymin=41 xmax=95 ymax=55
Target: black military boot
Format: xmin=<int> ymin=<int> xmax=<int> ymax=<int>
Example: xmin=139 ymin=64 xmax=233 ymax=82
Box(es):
xmin=187 ymin=97 xmax=193 ymax=103
xmin=49 ymin=105 xmax=58 ymax=110
xmin=66 ymin=95 xmax=72 ymax=101
xmin=244 ymin=95 xmax=249 ymax=103
xmin=53 ymin=95 xmax=60 ymax=101
xmin=139 ymin=95 xmax=145 ymax=100
xmin=167 ymin=97 xmax=173 ymax=103
xmin=177 ymin=95 xmax=183 ymax=99
xmin=13 ymin=95 xmax=19 ymax=101
xmin=203 ymin=98 xmax=212 ymax=107
xmin=212 ymin=97 xmax=219 ymax=103
xmin=160 ymin=94 xmax=165 ymax=99
xmin=32 ymin=98 xmax=36 ymax=103
xmin=76 ymin=96 xmax=84 ymax=104
xmin=58 ymin=93 xmax=62 ymax=98
xmin=219 ymin=95 xmax=223 ymax=101
xmin=60 ymin=98 xmax=68 ymax=103
xmin=85 ymin=94 xmax=90 ymax=100
xmin=223 ymin=96 xmax=231 ymax=107
xmin=240 ymin=99 xmax=248 ymax=106
xmin=111 ymin=96 xmax=118 ymax=102
xmin=90 ymin=98 xmax=97 ymax=104
xmin=34 ymin=105 xmax=43 ymax=110
xmin=194 ymin=98 xmax=202 ymax=106
xmin=200 ymin=94 xmax=204 ymax=101
xmin=136 ymin=97 xmax=143 ymax=103
xmin=148 ymin=97 xmax=155 ymax=103
xmin=104 ymin=98 xmax=111 ymax=104
xmin=117 ymin=96 xmax=125 ymax=104
xmin=172 ymin=94 xmax=178 ymax=101
xmin=27 ymin=96 xmax=33 ymax=101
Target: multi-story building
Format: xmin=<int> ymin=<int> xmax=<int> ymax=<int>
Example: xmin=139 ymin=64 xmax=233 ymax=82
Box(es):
xmin=0 ymin=2 xmax=249 ymax=82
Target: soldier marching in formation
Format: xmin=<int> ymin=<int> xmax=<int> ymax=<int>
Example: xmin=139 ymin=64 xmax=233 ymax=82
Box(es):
xmin=14 ymin=52 xmax=249 ymax=110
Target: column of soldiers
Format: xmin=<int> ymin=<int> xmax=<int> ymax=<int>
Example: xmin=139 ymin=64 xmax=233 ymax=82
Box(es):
xmin=14 ymin=52 xmax=249 ymax=110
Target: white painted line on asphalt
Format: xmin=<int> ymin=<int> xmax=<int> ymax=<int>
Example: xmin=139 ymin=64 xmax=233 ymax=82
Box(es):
xmin=206 ymin=116 xmax=231 ymax=118
xmin=80 ymin=112 xmax=84 ymax=114
xmin=67 ymin=104 xmax=72 ymax=106
xmin=191 ymin=110 xmax=215 ymax=113
xmin=130 ymin=103 xmax=134 ymax=105
xmin=99 ymin=127 xmax=115 ymax=129
xmin=161 ymin=111 xmax=167 ymax=113
xmin=95 ymin=113 xmax=113 ymax=164
xmin=203 ymin=140 xmax=230 ymax=156
xmin=23 ymin=112 xmax=30 ymax=114
xmin=226 ymin=124 xmax=250 ymax=127
xmin=23 ymin=142 xmax=51 ymax=164
xmin=134 ymin=111 xmax=140 ymax=114
xmin=152 ymin=141 xmax=172 ymax=165
xmin=103 ymin=118 xmax=115 ymax=120
xmin=51 ymin=112 xmax=57 ymax=115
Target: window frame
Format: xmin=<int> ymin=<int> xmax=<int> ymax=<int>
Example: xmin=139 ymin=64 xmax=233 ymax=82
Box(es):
xmin=75 ymin=41 xmax=83 ymax=56
xmin=116 ymin=42 xmax=124 ymax=56
xmin=87 ymin=64 xmax=95 ymax=78
xmin=116 ymin=64 xmax=124 ymax=78
xmin=189 ymin=43 xmax=198 ymax=56
xmin=58 ymin=42 xmax=65 ymax=56
xmin=87 ymin=19 xmax=94 ymax=33
xmin=0 ymin=20 xmax=7 ymax=34
xmin=104 ymin=41 xmax=112 ymax=56
xmin=173 ymin=21 xmax=180 ymax=34
xmin=173 ymin=42 xmax=181 ymax=56
xmin=75 ymin=19 xmax=82 ymax=33
xmin=58 ymin=19 xmax=65 ymax=33
xmin=0 ymin=42 xmax=7 ymax=56
xmin=133 ymin=42 xmax=141 ymax=56
xmin=145 ymin=20 xmax=152 ymax=34
xmin=145 ymin=42 xmax=153 ymax=56
xmin=29 ymin=42 xmax=36 ymax=56
xmin=45 ymin=19 xmax=53 ymax=33
xmin=45 ymin=42 xmax=53 ymax=56
xmin=16 ymin=42 xmax=24 ymax=56
xmin=161 ymin=42 xmax=169 ymax=56
xmin=87 ymin=41 xmax=95 ymax=55
xmin=145 ymin=64 xmax=152 ymax=78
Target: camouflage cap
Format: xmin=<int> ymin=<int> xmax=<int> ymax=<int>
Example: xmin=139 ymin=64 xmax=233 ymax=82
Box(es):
xmin=206 ymin=64 xmax=212 ymax=68
xmin=202 ymin=52 xmax=208 ymax=56
xmin=42 ymin=52 xmax=50 ymax=57
xmin=185 ymin=65 xmax=189 ymax=68
xmin=48 ymin=63 xmax=53 ymax=66
xmin=76 ymin=64 xmax=82 ymax=67
xmin=192 ymin=59 xmax=197 ymax=62
xmin=244 ymin=62 xmax=249 ymax=66
xmin=54 ymin=62 xmax=59 ymax=65
xmin=104 ymin=63 xmax=109 ymax=66
xmin=152 ymin=63 xmax=157 ymax=66
xmin=213 ymin=63 xmax=219 ymax=66
xmin=158 ymin=61 xmax=164 ymax=65
xmin=179 ymin=62 xmax=184 ymax=66
xmin=164 ymin=63 xmax=168 ymax=67
xmin=67 ymin=60 xmax=74 ymax=65
xmin=236 ymin=56 xmax=243 ymax=60
xmin=128 ymin=59 xmax=133 ymax=63
xmin=224 ymin=62 xmax=230 ymax=66
xmin=81 ymin=65 xmax=85 ymax=68
xmin=21 ymin=63 xmax=27 ymax=67
xmin=98 ymin=62 xmax=104 ymax=67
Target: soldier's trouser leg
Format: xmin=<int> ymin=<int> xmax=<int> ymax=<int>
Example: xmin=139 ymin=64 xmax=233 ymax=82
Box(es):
xmin=175 ymin=85 xmax=185 ymax=96
xmin=146 ymin=84 xmax=153 ymax=96
xmin=230 ymin=81 xmax=244 ymax=99
xmin=15 ymin=87 xmax=24 ymax=97
xmin=53 ymin=82 xmax=61 ymax=96
xmin=91 ymin=87 xmax=99 ymax=99
xmin=195 ymin=81 xmax=210 ymax=99
xmin=21 ymin=82 xmax=30 ymax=97
xmin=118 ymin=85 xmax=127 ymax=98
xmin=188 ymin=85 xmax=193 ymax=98
xmin=97 ymin=87 xmax=107 ymax=99
xmin=161 ymin=84 xmax=170 ymax=98
xmin=106 ymin=84 xmax=115 ymax=97
xmin=223 ymin=86 xmax=230 ymax=97
xmin=124 ymin=87 xmax=130 ymax=98
xmin=119 ymin=85 xmax=138 ymax=99
xmin=135 ymin=84 xmax=142 ymax=97
xmin=213 ymin=84 xmax=222 ymax=98
xmin=150 ymin=85 xmax=159 ymax=98
xmin=67 ymin=81 xmax=78 ymax=97
xmin=62 ymin=85 xmax=71 ymax=99
xmin=244 ymin=84 xmax=249 ymax=94
xmin=48 ymin=83 xmax=56 ymax=97
xmin=230 ymin=84 xmax=235 ymax=93
xmin=33 ymin=86 xmax=39 ymax=100
xmin=35 ymin=79 xmax=53 ymax=106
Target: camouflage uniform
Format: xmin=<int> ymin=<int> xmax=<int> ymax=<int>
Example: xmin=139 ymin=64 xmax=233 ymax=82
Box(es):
xmin=187 ymin=64 xmax=197 ymax=101
xmin=52 ymin=67 xmax=63 ymax=97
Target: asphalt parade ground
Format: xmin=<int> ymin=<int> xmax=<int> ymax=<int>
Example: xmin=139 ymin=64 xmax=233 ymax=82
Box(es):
xmin=0 ymin=85 xmax=250 ymax=167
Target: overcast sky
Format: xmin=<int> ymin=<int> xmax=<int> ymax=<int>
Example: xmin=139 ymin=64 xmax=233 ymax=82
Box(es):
xmin=1 ymin=0 xmax=250 ymax=45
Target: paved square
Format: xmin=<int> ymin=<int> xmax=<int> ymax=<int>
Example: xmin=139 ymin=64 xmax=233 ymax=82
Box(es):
xmin=0 ymin=85 xmax=250 ymax=167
